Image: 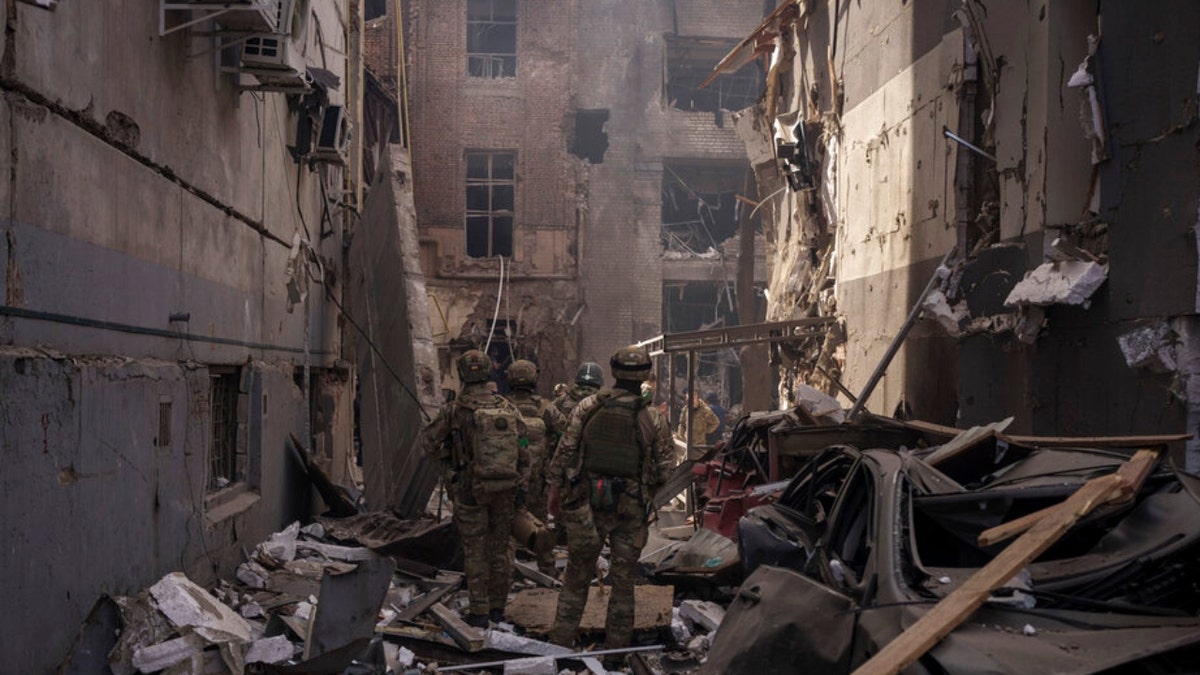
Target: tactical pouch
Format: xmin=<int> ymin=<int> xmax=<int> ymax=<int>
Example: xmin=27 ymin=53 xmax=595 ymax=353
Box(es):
xmin=589 ymin=477 xmax=616 ymax=510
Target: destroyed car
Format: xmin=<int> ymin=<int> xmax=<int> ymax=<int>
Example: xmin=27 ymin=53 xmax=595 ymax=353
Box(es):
xmin=707 ymin=442 xmax=1200 ymax=673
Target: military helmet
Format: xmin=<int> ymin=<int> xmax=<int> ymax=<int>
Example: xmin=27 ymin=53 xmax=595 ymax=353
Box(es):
xmin=575 ymin=362 xmax=604 ymax=387
xmin=507 ymin=359 xmax=538 ymax=388
xmin=457 ymin=349 xmax=491 ymax=384
xmin=609 ymin=345 xmax=652 ymax=381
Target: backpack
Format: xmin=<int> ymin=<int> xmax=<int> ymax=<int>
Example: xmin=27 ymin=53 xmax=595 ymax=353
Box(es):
xmin=513 ymin=397 xmax=549 ymax=460
xmin=457 ymin=398 xmax=523 ymax=491
xmin=580 ymin=391 xmax=647 ymax=479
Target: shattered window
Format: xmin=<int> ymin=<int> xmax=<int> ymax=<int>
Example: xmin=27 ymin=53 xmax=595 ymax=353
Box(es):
xmin=208 ymin=369 xmax=242 ymax=491
xmin=467 ymin=0 xmax=517 ymax=78
xmin=665 ymin=35 xmax=764 ymax=113
xmin=465 ymin=151 xmax=515 ymax=258
xmin=661 ymin=161 xmax=747 ymax=254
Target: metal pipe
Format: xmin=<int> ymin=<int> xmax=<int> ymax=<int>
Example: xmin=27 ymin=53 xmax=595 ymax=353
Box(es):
xmin=942 ymin=126 xmax=997 ymax=162
xmin=847 ymin=247 xmax=956 ymax=420
xmin=438 ymin=645 xmax=664 ymax=671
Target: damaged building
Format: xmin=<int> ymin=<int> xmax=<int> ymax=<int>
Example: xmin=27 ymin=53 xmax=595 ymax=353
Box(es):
xmin=0 ymin=1 xmax=406 ymax=671
xmin=725 ymin=1 xmax=1200 ymax=470
xmin=377 ymin=0 xmax=772 ymax=401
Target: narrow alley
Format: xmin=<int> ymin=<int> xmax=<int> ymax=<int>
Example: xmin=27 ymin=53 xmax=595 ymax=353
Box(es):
xmin=3 ymin=1 xmax=1200 ymax=673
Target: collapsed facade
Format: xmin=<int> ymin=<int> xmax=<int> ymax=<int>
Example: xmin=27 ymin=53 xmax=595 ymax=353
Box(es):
xmin=388 ymin=0 xmax=772 ymax=403
xmin=727 ymin=0 xmax=1200 ymax=470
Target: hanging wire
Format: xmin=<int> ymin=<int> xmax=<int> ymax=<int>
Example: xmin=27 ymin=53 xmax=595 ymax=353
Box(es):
xmin=484 ymin=255 xmax=505 ymax=355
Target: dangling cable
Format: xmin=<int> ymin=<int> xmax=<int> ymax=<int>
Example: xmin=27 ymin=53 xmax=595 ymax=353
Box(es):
xmin=484 ymin=255 xmax=505 ymax=355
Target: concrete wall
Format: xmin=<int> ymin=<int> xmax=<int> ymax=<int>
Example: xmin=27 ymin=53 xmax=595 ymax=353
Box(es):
xmin=748 ymin=0 xmax=1200 ymax=454
xmin=0 ymin=2 xmax=356 ymax=670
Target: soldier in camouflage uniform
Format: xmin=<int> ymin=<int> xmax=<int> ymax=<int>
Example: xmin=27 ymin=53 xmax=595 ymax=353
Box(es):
xmin=422 ymin=349 xmax=529 ymax=628
xmin=505 ymin=359 xmax=568 ymax=575
xmin=545 ymin=346 xmax=674 ymax=653
xmin=553 ymin=361 xmax=604 ymax=417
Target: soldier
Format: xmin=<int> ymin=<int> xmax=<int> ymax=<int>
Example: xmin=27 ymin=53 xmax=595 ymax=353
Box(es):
xmin=545 ymin=346 xmax=674 ymax=657
xmin=675 ymin=388 xmax=719 ymax=458
xmin=505 ymin=359 xmax=568 ymax=576
xmin=554 ymin=361 xmax=604 ymax=417
xmin=422 ymin=349 xmax=529 ymax=628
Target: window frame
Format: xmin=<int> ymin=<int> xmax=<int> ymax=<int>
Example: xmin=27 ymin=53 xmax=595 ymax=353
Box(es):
xmin=207 ymin=366 xmax=243 ymax=492
xmin=465 ymin=150 xmax=516 ymax=258
xmin=467 ymin=0 xmax=517 ymax=78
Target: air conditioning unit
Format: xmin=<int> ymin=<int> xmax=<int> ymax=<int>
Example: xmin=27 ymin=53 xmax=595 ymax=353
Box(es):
xmin=241 ymin=33 xmax=311 ymax=87
xmin=310 ymin=106 xmax=352 ymax=165
xmin=211 ymin=0 xmax=281 ymax=33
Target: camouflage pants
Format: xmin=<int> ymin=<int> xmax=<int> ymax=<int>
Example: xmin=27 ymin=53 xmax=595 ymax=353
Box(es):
xmin=526 ymin=447 xmax=555 ymax=574
xmin=453 ymin=485 xmax=517 ymax=616
xmin=549 ymin=493 xmax=648 ymax=649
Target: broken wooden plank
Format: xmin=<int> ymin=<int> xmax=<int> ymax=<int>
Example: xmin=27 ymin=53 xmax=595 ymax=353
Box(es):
xmin=396 ymin=580 xmax=461 ymax=623
xmin=852 ymin=473 xmax=1126 ymax=675
xmin=977 ymin=448 xmax=1161 ymax=547
xmin=514 ymin=560 xmax=561 ymax=588
xmin=430 ymin=602 xmax=485 ymax=652
xmin=891 ymin=418 xmax=1190 ymax=447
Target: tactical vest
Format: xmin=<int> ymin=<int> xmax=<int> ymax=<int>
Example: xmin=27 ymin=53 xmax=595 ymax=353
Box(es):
xmin=456 ymin=398 xmax=522 ymax=491
xmin=580 ymin=391 xmax=647 ymax=479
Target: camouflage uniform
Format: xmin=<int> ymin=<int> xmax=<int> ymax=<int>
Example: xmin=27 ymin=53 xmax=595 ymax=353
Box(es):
xmin=546 ymin=388 xmax=674 ymax=649
xmin=676 ymin=398 xmax=719 ymax=458
xmin=507 ymin=388 xmax=567 ymax=574
xmin=422 ymin=382 xmax=529 ymax=619
xmin=553 ymin=382 xmax=599 ymax=417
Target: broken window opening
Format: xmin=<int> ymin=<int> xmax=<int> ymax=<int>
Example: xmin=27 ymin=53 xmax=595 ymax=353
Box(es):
xmin=467 ymin=0 xmax=517 ymax=78
xmin=208 ymin=368 xmax=242 ymax=491
xmin=570 ymin=109 xmax=609 ymax=164
xmin=661 ymin=162 xmax=745 ymax=255
xmin=156 ymin=399 xmax=172 ymax=449
xmin=665 ymin=35 xmax=764 ymax=113
xmin=663 ymin=282 xmax=742 ymax=403
xmin=465 ymin=150 xmax=515 ymax=258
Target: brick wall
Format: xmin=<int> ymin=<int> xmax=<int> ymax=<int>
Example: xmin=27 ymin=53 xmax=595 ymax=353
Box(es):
xmin=404 ymin=0 xmax=764 ymax=377
xmin=406 ymin=1 xmax=578 ymax=280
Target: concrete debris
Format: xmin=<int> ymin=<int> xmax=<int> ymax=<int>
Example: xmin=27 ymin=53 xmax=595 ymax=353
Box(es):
xmin=1066 ymin=34 xmax=1107 ymax=164
xmin=792 ymin=383 xmax=845 ymax=423
xmin=130 ymin=633 xmax=207 ymax=673
xmin=244 ymin=635 xmax=294 ymax=664
xmin=1118 ymin=321 xmax=1178 ymax=374
xmin=921 ymin=289 xmax=969 ymax=336
xmin=236 ymin=561 xmax=270 ymax=589
xmin=1004 ymin=260 xmax=1108 ymax=309
xmin=679 ymin=600 xmax=725 ymax=633
xmin=148 ymin=572 xmax=254 ymax=643
xmin=254 ymin=521 xmax=301 ymax=565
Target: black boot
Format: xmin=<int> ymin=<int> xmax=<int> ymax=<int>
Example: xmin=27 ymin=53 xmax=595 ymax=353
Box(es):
xmin=464 ymin=613 xmax=488 ymax=629
xmin=488 ymin=608 xmax=505 ymax=624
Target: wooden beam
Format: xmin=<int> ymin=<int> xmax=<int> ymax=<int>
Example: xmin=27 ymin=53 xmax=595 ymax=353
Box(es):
xmin=514 ymin=561 xmax=561 ymax=588
xmin=396 ymin=580 xmax=461 ymax=623
xmin=430 ymin=602 xmax=484 ymax=652
xmin=977 ymin=448 xmax=1161 ymax=547
xmin=852 ymin=473 xmax=1127 ymax=675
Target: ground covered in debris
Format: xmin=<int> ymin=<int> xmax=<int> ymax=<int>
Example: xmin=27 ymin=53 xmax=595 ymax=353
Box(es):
xmin=60 ymin=502 xmax=726 ymax=674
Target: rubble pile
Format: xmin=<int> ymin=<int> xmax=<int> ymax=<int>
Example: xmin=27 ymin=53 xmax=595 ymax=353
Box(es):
xmin=61 ymin=507 xmax=717 ymax=675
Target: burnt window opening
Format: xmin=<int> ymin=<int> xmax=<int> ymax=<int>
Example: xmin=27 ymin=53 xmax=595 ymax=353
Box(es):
xmin=208 ymin=369 xmax=242 ymax=491
xmin=664 ymin=281 xmax=740 ymax=379
xmin=466 ymin=151 xmax=515 ymax=258
xmin=364 ymin=0 xmax=387 ymax=21
xmin=665 ymin=35 xmax=764 ymax=113
xmin=661 ymin=163 xmax=746 ymax=255
xmin=156 ymin=399 xmax=172 ymax=449
xmin=468 ymin=0 xmax=517 ymax=78
xmin=571 ymin=109 xmax=609 ymax=163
